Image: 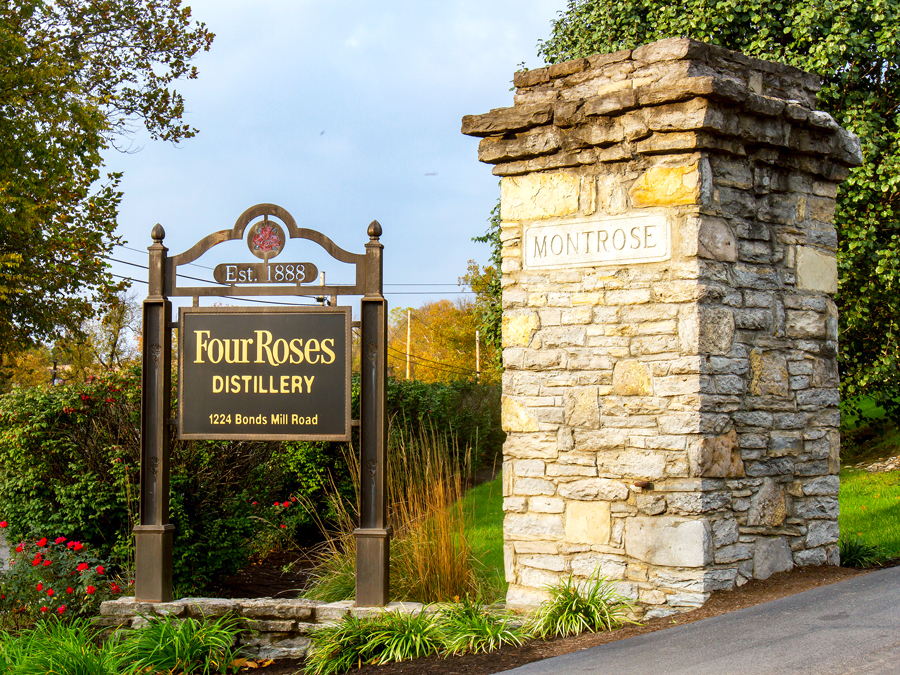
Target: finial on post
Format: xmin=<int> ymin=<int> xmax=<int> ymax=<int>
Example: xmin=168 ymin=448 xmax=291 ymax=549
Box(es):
xmin=151 ymin=223 xmax=166 ymax=243
xmin=367 ymin=220 xmax=382 ymax=240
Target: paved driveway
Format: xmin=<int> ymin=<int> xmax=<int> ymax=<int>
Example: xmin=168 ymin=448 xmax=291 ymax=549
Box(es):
xmin=503 ymin=567 xmax=900 ymax=675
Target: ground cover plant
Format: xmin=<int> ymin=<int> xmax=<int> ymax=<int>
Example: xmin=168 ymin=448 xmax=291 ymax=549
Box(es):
xmin=527 ymin=572 xmax=636 ymax=640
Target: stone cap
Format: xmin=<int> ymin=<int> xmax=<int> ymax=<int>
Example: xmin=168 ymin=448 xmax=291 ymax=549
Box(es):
xmin=462 ymin=37 xmax=862 ymax=177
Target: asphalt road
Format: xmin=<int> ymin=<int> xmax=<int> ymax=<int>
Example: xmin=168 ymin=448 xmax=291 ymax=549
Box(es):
xmin=503 ymin=566 xmax=900 ymax=675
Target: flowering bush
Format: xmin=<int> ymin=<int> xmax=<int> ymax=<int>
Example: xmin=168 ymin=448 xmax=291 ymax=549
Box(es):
xmin=0 ymin=527 xmax=122 ymax=628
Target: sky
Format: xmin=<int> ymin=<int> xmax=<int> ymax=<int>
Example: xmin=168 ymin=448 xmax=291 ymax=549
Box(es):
xmin=107 ymin=0 xmax=564 ymax=311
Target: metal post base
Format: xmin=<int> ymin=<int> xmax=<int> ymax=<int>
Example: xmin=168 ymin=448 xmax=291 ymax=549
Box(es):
xmin=134 ymin=524 xmax=175 ymax=602
xmin=354 ymin=527 xmax=391 ymax=606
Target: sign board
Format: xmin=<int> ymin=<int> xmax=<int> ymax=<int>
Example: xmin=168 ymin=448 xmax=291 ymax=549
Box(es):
xmin=523 ymin=213 xmax=671 ymax=270
xmin=178 ymin=306 xmax=351 ymax=441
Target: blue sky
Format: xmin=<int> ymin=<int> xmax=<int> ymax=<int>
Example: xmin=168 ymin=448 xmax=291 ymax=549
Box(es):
xmin=107 ymin=0 xmax=563 ymax=309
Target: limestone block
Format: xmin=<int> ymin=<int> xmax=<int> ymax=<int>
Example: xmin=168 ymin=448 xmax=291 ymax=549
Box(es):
xmin=514 ymin=459 xmax=546 ymax=477
xmin=793 ymin=547 xmax=828 ymax=566
xmin=796 ymin=247 xmax=838 ymax=293
xmin=501 ymin=172 xmax=580 ymax=221
xmin=506 ymin=584 xmax=552 ymax=610
xmin=530 ymin=497 xmax=566 ymax=513
xmin=557 ymin=478 xmax=630 ymax=501
xmin=613 ymin=359 xmax=652 ymax=396
xmin=747 ymin=478 xmax=787 ymax=526
xmin=807 ymin=520 xmax=840 ymax=548
xmin=520 ymin=566 xmax=563 ymax=590
xmin=698 ymin=307 xmax=734 ymax=355
xmin=316 ymin=601 xmax=354 ymax=622
xmin=597 ymin=450 xmax=667 ymax=480
xmin=624 ymin=517 xmax=713 ymax=567
xmin=502 ymin=313 xmax=539 ymax=347
xmin=688 ymin=429 xmax=743 ymax=478
xmin=520 ymin=554 xmax=568 ymax=572
xmin=565 ymin=501 xmax=611 ymax=545
xmin=629 ymin=163 xmax=701 ymax=208
xmin=666 ymin=491 xmax=731 ymax=515
xmin=712 ymin=517 xmax=739 ymax=547
xmin=514 ymin=477 xmax=556 ymax=496
xmin=571 ymin=554 xmax=627 ymax=579
xmin=564 ymin=387 xmax=600 ymax=428
xmin=239 ymin=599 xmax=317 ymax=621
xmin=636 ymin=493 xmax=667 ymax=515
xmin=802 ymin=475 xmax=839 ymax=496
xmin=698 ymin=219 xmax=738 ymax=262
xmin=504 ymin=513 xmax=565 ymax=541
xmin=749 ymin=349 xmax=789 ymax=397
xmin=786 ymin=310 xmax=826 ymax=339
xmin=182 ymin=599 xmax=238 ymax=618
xmin=753 ymin=537 xmax=794 ymax=580
xmin=501 ymin=397 xmax=540 ymax=433
xmin=503 ymin=497 xmax=526 ymax=513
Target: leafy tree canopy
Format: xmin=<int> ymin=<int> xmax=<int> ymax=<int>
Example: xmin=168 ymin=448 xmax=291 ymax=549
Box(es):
xmin=538 ymin=0 xmax=900 ymax=417
xmin=0 ymin=0 xmax=212 ymax=358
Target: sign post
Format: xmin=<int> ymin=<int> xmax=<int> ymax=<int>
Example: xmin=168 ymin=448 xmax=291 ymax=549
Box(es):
xmin=136 ymin=205 xmax=389 ymax=606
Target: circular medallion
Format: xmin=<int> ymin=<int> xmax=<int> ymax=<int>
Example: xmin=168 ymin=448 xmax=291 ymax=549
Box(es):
xmin=247 ymin=218 xmax=286 ymax=260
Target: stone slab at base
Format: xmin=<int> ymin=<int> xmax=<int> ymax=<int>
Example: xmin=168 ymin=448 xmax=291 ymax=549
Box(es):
xmin=99 ymin=596 xmax=426 ymax=658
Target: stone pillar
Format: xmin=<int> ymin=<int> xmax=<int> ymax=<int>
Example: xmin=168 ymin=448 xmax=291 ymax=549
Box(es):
xmin=462 ymin=38 xmax=861 ymax=617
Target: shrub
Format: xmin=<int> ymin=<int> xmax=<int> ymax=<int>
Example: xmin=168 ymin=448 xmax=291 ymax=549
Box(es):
xmin=0 ymin=531 xmax=119 ymax=630
xmin=527 ymin=573 xmax=637 ymax=639
xmin=5 ymin=618 xmax=125 ymax=675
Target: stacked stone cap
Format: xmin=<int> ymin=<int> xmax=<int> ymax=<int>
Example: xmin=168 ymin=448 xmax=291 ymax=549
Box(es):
xmin=462 ymin=38 xmax=862 ymax=178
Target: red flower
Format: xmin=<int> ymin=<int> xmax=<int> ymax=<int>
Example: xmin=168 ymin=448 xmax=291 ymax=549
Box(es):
xmin=76 ymin=563 xmax=89 ymax=572
xmin=72 ymin=542 xmax=83 ymax=551
xmin=0 ymin=521 xmax=7 ymax=528
xmin=291 ymin=496 xmax=297 ymax=502
xmin=32 ymin=555 xmax=42 ymax=566
xmin=36 ymin=538 xmax=47 ymax=547
xmin=274 ymin=501 xmax=280 ymax=507
xmin=15 ymin=544 xmax=23 ymax=553
xmin=67 ymin=541 xmax=74 ymax=549
xmin=43 ymin=560 xmax=51 ymax=566
xmin=96 ymin=565 xmax=105 ymax=575
xmin=105 ymin=398 xmax=113 ymax=403
xmin=85 ymin=586 xmax=95 ymax=595
xmin=66 ymin=587 xmax=73 ymax=594
xmin=282 ymin=501 xmax=290 ymax=508
xmin=252 ymin=501 xmax=257 ymax=506
xmin=40 ymin=607 xmax=48 ymax=613
xmin=280 ymin=524 xmax=287 ymax=529
xmin=54 ymin=536 xmax=66 ymax=545
xmin=58 ymin=605 xmax=65 ymax=614
xmin=36 ymin=582 xmax=43 ymax=591
xmin=110 ymin=583 xmax=120 ymax=593
xmin=46 ymin=589 xmax=54 ymax=597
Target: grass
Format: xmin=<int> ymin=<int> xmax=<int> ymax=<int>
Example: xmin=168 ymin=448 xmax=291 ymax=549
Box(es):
xmin=457 ymin=476 xmax=505 ymax=598
xmin=527 ymin=573 xmax=636 ymax=640
xmin=839 ymin=468 xmax=900 ymax=561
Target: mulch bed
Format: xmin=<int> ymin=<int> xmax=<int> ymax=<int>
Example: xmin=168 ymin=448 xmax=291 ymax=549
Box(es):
xmin=223 ymin=557 xmax=889 ymax=675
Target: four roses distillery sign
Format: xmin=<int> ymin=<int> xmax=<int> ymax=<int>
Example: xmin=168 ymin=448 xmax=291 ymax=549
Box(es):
xmin=137 ymin=204 xmax=389 ymax=607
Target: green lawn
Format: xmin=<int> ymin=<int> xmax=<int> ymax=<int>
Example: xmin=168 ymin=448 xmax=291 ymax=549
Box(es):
xmin=840 ymin=468 xmax=900 ymax=558
xmin=459 ymin=477 xmax=506 ymax=597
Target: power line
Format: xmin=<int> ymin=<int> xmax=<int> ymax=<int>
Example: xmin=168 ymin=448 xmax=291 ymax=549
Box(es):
xmin=110 ymin=273 xmax=318 ymax=306
xmin=386 ymin=345 xmax=474 ymax=377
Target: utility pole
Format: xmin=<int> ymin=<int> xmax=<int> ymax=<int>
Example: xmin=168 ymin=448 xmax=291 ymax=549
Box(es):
xmin=475 ymin=329 xmax=481 ymax=382
xmin=406 ymin=308 xmax=412 ymax=380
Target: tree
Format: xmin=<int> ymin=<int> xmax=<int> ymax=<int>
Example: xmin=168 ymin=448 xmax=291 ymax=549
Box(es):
xmin=388 ymin=299 xmax=499 ymax=384
xmin=0 ymin=1 xmax=213 ymax=360
xmin=538 ymin=0 xmax=900 ymax=418
xmin=461 ymin=200 xmax=503 ymax=378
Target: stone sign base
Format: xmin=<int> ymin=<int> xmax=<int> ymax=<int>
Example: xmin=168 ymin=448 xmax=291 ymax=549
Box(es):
xmin=463 ymin=37 xmax=860 ymax=617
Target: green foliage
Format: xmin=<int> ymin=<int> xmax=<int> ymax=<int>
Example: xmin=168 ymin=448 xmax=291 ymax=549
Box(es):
xmin=0 ymin=1 xmax=212 ymax=356
xmin=457 ymin=477 xmax=506 ymax=598
xmin=118 ymin=614 xmax=243 ymax=675
xmin=527 ymin=572 xmax=636 ymax=639
xmin=437 ymin=598 xmax=530 ymax=655
xmin=0 ymin=534 xmax=119 ymax=630
xmin=538 ymin=0 xmax=900 ymax=421
xmin=304 ymin=614 xmax=381 ymax=675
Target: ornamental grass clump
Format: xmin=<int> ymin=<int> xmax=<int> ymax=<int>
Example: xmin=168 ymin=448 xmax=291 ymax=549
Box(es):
xmin=4 ymin=618 xmax=125 ymax=675
xmin=839 ymin=534 xmax=887 ymax=568
xmin=118 ymin=613 xmax=244 ymax=675
xmin=305 ymin=424 xmax=499 ymax=603
xmin=0 ymin=526 xmax=121 ymax=630
xmin=304 ymin=610 xmax=442 ymax=675
xmin=528 ymin=572 xmax=637 ymax=640
xmin=436 ymin=597 xmax=530 ymax=655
